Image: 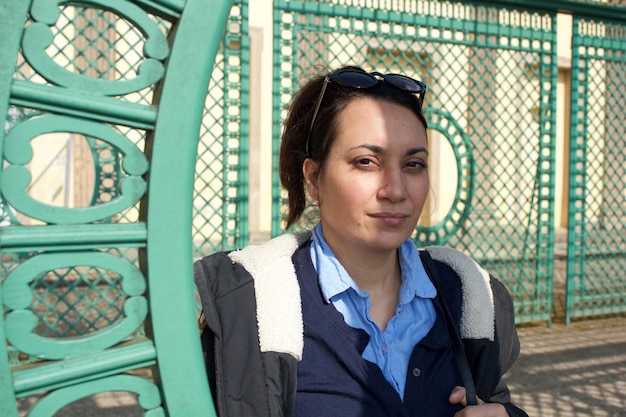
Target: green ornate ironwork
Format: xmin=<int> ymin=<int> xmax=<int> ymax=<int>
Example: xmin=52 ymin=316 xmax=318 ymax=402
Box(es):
xmin=566 ymin=15 xmax=626 ymax=323
xmin=1 ymin=0 xmax=233 ymax=415
xmin=272 ymin=0 xmax=559 ymax=324
xmin=3 ymin=0 xmax=247 ymax=339
xmin=2 ymin=1 xmax=625 ymax=415
xmin=194 ymin=0 xmax=250 ymax=256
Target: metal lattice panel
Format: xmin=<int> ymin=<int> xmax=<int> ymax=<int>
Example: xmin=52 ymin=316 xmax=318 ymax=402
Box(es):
xmin=566 ymin=16 xmax=626 ymax=323
xmin=3 ymin=1 xmax=247 ymax=355
xmin=272 ymin=0 xmax=558 ymax=324
xmin=1 ymin=1 xmax=233 ymax=415
xmin=3 ymin=7 xmax=160 ymax=362
xmin=193 ymin=0 xmax=250 ymax=257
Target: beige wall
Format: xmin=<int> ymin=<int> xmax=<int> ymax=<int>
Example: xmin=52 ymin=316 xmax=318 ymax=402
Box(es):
xmin=248 ymin=2 xmax=274 ymax=240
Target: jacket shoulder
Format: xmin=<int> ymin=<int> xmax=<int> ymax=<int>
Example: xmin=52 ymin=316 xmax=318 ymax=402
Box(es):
xmin=228 ymin=232 xmax=309 ymax=361
xmin=424 ymin=246 xmax=495 ymax=341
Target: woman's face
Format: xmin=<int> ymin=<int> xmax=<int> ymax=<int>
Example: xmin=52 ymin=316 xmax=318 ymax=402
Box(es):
xmin=304 ymin=97 xmax=429 ymax=256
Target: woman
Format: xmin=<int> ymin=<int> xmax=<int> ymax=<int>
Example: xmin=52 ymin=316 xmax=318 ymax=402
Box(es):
xmin=195 ymin=66 xmax=528 ymax=417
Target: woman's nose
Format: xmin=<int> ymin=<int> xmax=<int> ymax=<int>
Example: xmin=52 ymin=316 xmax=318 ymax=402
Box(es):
xmin=378 ymin=168 xmax=407 ymax=202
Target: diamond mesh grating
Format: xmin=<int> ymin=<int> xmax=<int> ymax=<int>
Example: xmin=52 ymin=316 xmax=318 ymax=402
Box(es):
xmin=566 ymin=17 xmax=626 ymax=322
xmin=3 ymin=1 xmax=248 ymax=352
xmin=193 ymin=0 xmax=249 ymax=257
xmin=273 ymin=0 xmax=558 ymax=323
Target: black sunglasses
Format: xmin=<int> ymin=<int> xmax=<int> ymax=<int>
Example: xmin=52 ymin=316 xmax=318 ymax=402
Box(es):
xmin=305 ymin=69 xmax=427 ymax=156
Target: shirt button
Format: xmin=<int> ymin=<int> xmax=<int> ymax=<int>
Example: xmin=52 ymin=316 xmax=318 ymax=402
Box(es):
xmin=381 ymin=345 xmax=388 ymax=355
xmin=412 ymin=368 xmax=421 ymax=377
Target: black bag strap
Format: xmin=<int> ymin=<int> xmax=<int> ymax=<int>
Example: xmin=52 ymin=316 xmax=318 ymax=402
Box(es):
xmin=420 ymin=249 xmax=478 ymax=406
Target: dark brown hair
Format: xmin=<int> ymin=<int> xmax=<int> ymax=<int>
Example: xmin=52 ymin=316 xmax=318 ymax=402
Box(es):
xmin=279 ymin=66 xmax=427 ymax=228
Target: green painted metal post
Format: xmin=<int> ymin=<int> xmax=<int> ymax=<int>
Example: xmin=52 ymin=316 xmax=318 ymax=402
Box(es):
xmin=0 ymin=3 xmax=33 ymax=416
xmin=143 ymin=0 xmax=233 ymax=414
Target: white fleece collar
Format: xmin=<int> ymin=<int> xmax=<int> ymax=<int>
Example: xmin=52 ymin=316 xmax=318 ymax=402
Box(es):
xmin=227 ymin=235 xmax=495 ymax=363
xmin=425 ymin=246 xmax=495 ymax=341
xmin=227 ymin=232 xmax=310 ymax=361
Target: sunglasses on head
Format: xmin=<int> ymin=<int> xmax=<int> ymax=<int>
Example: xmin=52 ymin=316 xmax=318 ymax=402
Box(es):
xmin=305 ymin=69 xmax=427 ymax=157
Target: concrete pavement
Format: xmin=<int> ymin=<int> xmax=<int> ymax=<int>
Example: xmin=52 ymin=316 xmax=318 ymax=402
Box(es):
xmin=506 ymin=315 xmax=626 ymax=417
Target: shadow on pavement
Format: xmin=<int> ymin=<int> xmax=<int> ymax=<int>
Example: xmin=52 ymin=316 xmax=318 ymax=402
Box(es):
xmin=507 ymin=316 xmax=626 ymax=417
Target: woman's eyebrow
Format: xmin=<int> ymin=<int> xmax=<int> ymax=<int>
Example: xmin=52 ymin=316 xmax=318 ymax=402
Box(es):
xmin=351 ymin=144 xmax=385 ymax=153
xmin=350 ymin=144 xmax=429 ymax=156
xmin=407 ymin=146 xmax=428 ymax=156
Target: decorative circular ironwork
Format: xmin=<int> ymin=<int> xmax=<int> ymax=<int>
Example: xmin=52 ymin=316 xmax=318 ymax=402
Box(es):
xmin=2 ymin=114 xmax=147 ymax=224
xmin=26 ymin=0 xmax=169 ymax=95
xmin=3 ymin=251 xmax=147 ymax=359
xmin=416 ymin=108 xmax=474 ymax=246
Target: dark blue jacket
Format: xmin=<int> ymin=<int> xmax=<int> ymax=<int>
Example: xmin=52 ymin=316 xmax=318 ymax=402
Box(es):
xmin=195 ymin=233 xmax=527 ymax=417
xmin=295 ymin=242 xmax=519 ymax=416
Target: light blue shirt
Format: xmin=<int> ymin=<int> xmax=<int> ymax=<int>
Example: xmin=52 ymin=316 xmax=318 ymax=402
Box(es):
xmin=310 ymin=224 xmax=437 ymax=399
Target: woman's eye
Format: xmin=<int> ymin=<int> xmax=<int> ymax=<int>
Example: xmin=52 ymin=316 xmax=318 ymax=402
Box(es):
xmin=407 ymin=160 xmax=427 ymax=169
xmin=355 ymin=158 xmax=375 ymax=166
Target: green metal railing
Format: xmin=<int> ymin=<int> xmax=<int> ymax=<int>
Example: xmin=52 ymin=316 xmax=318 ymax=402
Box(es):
xmin=194 ymin=0 xmax=250 ymax=256
xmin=272 ymin=0 xmax=561 ymax=324
xmin=1 ymin=0 xmax=235 ymax=415
xmin=566 ymin=14 xmax=626 ymax=323
xmin=1 ymin=0 xmax=625 ymax=414
xmin=271 ymin=0 xmax=625 ymax=325
xmin=2 ymin=0 xmax=248 ymax=348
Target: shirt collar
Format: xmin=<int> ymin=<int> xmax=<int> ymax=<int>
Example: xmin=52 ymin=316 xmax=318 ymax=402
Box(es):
xmin=310 ymin=223 xmax=436 ymax=304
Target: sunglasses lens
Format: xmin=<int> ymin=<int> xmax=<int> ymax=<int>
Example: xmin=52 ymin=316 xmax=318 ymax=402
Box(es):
xmin=385 ymin=74 xmax=425 ymax=93
xmin=333 ymin=71 xmax=378 ymax=89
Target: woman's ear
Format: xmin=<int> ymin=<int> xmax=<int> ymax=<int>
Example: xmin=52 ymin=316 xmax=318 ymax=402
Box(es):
xmin=303 ymin=158 xmax=320 ymax=202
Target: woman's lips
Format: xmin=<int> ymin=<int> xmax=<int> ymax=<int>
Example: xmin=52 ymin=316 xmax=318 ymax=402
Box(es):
xmin=369 ymin=212 xmax=410 ymax=226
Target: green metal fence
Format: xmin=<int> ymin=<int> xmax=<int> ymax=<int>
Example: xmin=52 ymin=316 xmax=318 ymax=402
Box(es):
xmin=194 ymin=0 xmax=250 ymax=256
xmin=272 ymin=0 xmax=561 ymax=324
xmin=2 ymin=0 xmax=247 ymax=344
xmin=271 ymin=0 xmax=626 ymax=325
xmin=1 ymin=0 xmax=238 ymax=415
xmin=2 ymin=0 xmax=626 ymax=414
xmin=566 ymin=14 xmax=626 ymax=323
